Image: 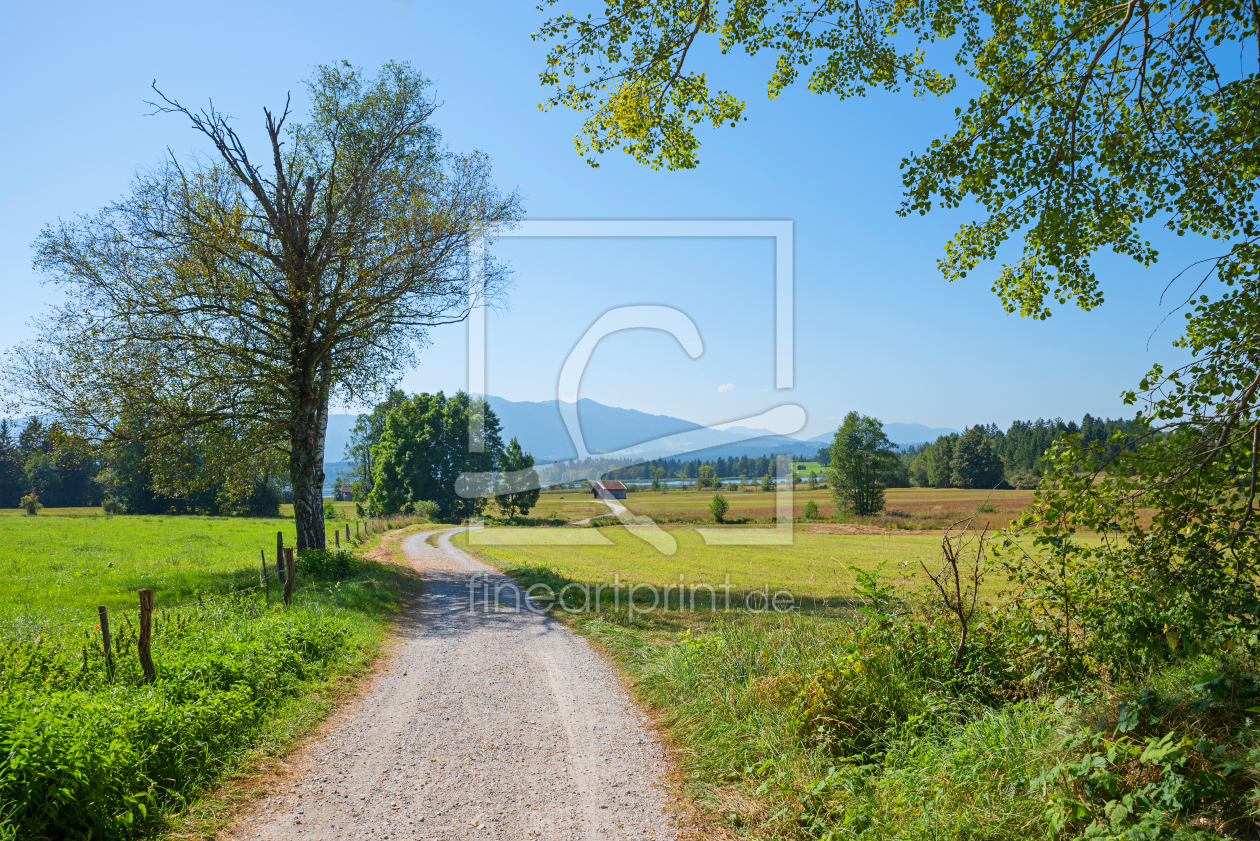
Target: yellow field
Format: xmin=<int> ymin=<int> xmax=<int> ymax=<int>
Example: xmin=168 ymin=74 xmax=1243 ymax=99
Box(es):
xmin=614 ymin=486 xmax=1036 ymax=529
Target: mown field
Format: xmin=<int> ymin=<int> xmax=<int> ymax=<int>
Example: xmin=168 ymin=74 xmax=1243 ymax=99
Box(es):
xmin=609 ymin=486 xmax=1037 ymax=529
xmin=0 ymin=511 xmax=419 ymax=840
xmin=0 ymin=511 xmax=376 ymax=624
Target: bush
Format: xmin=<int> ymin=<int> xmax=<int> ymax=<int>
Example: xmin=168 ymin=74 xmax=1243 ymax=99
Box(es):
xmin=976 ymin=501 xmax=997 ymax=513
xmin=323 ymin=501 xmax=337 ymax=519
xmin=803 ymin=500 xmax=819 ymax=520
xmin=297 ymin=547 xmax=356 ymax=580
xmin=19 ymin=494 xmax=41 ymax=515
xmin=709 ymin=493 xmax=729 ymax=523
xmin=412 ymin=500 xmax=440 ymax=521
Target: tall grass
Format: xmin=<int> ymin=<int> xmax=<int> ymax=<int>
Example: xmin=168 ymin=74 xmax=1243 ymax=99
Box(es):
xmin=579 ymin=613 xmax=1054 ymax=840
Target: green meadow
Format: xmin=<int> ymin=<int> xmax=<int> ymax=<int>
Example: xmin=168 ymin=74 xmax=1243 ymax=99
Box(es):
xmin=451 ymin=523 xmax=1002 ymax=609
xmin=0 ymin=510 xmax=372 ymax=625
xmin=0 ymin=510 xmax=418 ymax=840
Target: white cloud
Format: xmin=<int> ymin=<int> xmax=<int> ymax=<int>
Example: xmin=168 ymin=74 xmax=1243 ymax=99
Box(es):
xmin=718 ymin=383 xmax=735 ymax=393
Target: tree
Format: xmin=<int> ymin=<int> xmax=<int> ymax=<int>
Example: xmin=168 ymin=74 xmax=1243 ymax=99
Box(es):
xmin=9 ymin=62 xmax=522 ymax=549
xmin=368 ymin=391 xmax=504 ymax=522
xmin=0 ymin=421 xmax=18 ymax=508
xmin=23 ymin=454 xmax=60 ymax=505
xmin=761 ymin=473 xmax=773 ymax=492
xmin=344 ymin=389 xmax=409 ymax=501
xmin=534 ymin=6 xmax=1260 ymax=657
xmin=497 ymin=437 xmax=541 ymax=519
xmin=927 ymin=436 xmax=957 ymax=488
xmin=697 ymin=464 xmax=716 ymax=489
xmin=709 ymin=492 xmax=729 ymax=523
xmin=828 ymin=412 xmax=899 ymax=516
xmin=950 ymin=428 xmax=1006 ymax=490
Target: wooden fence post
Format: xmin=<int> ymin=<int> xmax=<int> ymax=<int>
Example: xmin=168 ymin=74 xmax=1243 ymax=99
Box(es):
xmin=98 ymin=605 xmax=113 ymax=678
xmin=260 ymin=549 xmax=270 ymax=605
xmin=335 ymin=529 xmax=340 ymax=548
xmin=345 ymin=524 xmax=350 ymax=542
xmin=283 ymin=548 xmax=295 ymax=606
xmin=276 ymin=531 xmax=286 ymax=585
xmin=138 ymin=589 xmax=156 ymax=683
xmin=355 ymin=521 xmax=359 ymax=536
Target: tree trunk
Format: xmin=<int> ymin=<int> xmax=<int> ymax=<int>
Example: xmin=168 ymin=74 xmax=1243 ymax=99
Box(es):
xmin=290 ymin=370 xmax=330 ymax=551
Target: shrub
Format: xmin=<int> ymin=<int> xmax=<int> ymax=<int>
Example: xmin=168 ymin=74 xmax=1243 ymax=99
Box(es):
xmin=803 ymin=499 xmax=819 ymax=519
xmin=976 ymin=501 xmax=997 ymax=513
xmin=19 ymin=494 xmax=41 ymax=515
xmin=709 ymin=493 xmax=729 ymax=523
xmin=0 ymin=598 xmax=365 ymax=839
xmin=298 ymin=547 xmax=356 ymax=580
xmin=323 ymin=501 xmax=337 ymax=519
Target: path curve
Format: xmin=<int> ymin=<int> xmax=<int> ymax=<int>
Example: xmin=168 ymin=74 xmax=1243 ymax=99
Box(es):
xmin=571 ymin=497 xmax=626 ymax=525
xmin=226 ymin=527 xmax=676 ymax=841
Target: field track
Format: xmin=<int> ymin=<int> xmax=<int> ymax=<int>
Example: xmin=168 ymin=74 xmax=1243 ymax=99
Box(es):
xmin=225 ymin=527 xmax=676 ymax=841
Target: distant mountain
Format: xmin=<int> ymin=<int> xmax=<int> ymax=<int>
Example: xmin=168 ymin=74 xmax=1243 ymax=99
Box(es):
xmin=804 ymin=422 xmax=959 ymax=448
xmin=484 ymin=396 xmax=788 ymax=463
xmin=881 ymin=423 xmax=961 ymax=446
xmin=325 ymin=414 xmax=357 ymax=463
xmin=321 ymin=398 xmax=961 ymax=466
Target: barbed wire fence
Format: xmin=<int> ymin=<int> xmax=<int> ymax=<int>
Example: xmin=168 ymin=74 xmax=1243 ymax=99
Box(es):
xmin=0 ymin=516 xmax=419 ymax=691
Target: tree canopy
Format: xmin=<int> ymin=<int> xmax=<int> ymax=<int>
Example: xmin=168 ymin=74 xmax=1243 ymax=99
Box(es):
xmin=535 ymin=0 xmax=1259 ymax=319
xmin=496 ymin=437 xmax=542 ymax=519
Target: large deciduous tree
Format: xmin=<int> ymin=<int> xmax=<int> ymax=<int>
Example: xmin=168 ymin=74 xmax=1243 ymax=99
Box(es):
xmin=368 ymin=391 xmax=505 ymax=522
xmin=828 ymin=411 xmax=899 ymax=516
xmin=8 ymin=62 xmax=522 ymax=548
xmin=495 ymin=437 xmax=541 ymax=519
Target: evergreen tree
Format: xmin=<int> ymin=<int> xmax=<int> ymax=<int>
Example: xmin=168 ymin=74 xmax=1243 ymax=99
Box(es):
xmin=950 ymin=427 xmax=1006 ymax=489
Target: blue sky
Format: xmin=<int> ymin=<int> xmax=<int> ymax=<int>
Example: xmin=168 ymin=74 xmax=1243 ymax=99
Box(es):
xmin=0 ymin=0 xmax=1205 ymax=438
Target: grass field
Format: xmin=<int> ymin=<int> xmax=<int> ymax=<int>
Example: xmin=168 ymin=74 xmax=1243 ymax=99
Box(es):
xmin=454 ymin=521 xmax=1008 ymax=618
xmin=0 ymin=511 xmax=381 ymax=625
xmin=456 ymin=499 xmax=1229 ymax=841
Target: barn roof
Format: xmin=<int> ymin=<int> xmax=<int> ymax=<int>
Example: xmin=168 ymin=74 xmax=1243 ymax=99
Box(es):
xmin=593 ymin=480 xmax=627 ymax=490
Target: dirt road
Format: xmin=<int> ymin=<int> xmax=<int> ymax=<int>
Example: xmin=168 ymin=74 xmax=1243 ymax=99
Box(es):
xmin=226 ymin=527 xmax=676 ymax=841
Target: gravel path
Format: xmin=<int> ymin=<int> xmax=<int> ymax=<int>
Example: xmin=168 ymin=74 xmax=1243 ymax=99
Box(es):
xmin=225 ymin=527 xmax=677 ymax=841
xmin=571 ymin=498 xmax=624 ymax=525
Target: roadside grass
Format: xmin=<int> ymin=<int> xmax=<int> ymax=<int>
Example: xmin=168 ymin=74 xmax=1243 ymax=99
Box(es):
xmin=460 ymin=527 xmax=1249 ymax=841
xmin=0 ymin=513 xmax=420 ymax=840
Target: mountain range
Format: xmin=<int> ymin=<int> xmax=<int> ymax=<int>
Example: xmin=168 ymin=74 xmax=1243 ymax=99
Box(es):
xmin=322 ymin=397 xmax=959 ymax=467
